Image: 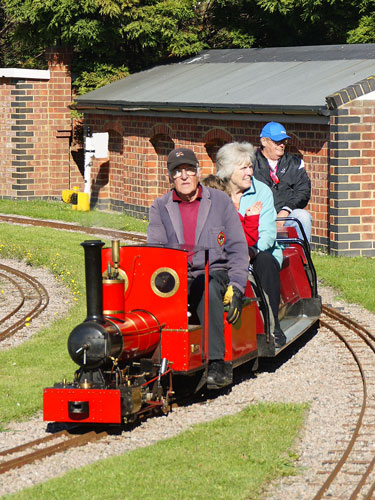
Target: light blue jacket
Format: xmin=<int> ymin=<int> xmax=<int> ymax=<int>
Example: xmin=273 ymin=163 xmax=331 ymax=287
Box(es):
xmin=238 ymin=178 xmax=283 ymax=267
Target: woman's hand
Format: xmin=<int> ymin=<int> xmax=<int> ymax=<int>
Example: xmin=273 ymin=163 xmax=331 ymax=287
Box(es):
xmin=245 ymin=201 xmax=262 ymax=216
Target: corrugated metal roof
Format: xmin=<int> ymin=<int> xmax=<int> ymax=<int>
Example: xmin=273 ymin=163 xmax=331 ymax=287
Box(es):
xmin=75 ymin=44 xmax=375 ymax=115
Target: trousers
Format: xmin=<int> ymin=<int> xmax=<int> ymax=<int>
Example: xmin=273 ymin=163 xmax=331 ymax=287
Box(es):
xmin=284 ymin=208 xmax=312 ymax=242
xmin=251 ymin=250 xmax=281 ymax=329
xmin=189 ymin=270 xmax=229 ymax=361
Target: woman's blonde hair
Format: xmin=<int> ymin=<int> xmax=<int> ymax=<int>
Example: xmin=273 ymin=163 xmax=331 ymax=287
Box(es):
xmin=216 ymin=142 xmax=256 ymax=180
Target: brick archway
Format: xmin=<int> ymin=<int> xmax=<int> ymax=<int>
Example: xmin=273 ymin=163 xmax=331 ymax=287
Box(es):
xmin=203 ymin=128 xmax=233 ymax=170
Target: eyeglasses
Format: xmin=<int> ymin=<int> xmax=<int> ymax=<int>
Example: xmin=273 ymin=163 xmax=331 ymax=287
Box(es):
xmin=172 ymin=167 xmax=198 ymax=179
xmin=268 ymin=138 xmax=288 ymax=146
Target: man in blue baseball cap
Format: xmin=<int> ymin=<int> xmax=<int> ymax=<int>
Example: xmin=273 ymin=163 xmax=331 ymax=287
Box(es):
xmin=253 ymin=122 xmax=312 ymax=242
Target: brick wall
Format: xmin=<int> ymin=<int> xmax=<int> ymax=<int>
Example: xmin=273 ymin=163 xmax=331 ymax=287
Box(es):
xmin=329 ymin=99 xmax=375 ymax=256
xmin=82 ymin=114 xmax=330 ymax=250
xmin=0 ymin=49 xmax=72 ymax=200
xmin=0 ymin=75 xmax=14 ymax=198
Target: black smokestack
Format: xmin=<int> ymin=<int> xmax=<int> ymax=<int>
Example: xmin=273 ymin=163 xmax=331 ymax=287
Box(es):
xmin=81 ymin=240 xmax=105 ymax=323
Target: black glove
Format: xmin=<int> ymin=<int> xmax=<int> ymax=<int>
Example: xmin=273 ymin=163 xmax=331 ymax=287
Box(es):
xmin=223 ymin=285 xmax=244 ymax=324
xmin=248 ymin=246 xmax=259 ymax=261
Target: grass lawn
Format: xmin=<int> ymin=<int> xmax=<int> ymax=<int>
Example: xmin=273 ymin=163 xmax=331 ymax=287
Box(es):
xmin=4 ymin=403 xmax=307 ymax=500
xmin=313 ymin=253 xmax=375 ymax=313
xmin=0 ymin=199 xmax=148 ymax=233
xmin=1 ymin=199 xmax=373 ymax=499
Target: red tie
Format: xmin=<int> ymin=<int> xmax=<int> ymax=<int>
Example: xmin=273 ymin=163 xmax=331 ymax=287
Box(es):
xmin=270 ymin=167 xmax=279 ymax=184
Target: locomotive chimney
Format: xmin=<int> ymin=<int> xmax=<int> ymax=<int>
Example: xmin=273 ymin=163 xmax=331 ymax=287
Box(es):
xmin=81 ymin=240 xmax=105 ymax=323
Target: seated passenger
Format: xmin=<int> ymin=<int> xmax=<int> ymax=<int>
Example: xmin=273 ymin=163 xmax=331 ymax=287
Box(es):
xmin=147 ymin=148 xmax=249 ymax=388
xmin=253 ymin=121 xmax=312 ymax=242
xmin=201 ymin=174 xmax=261 ymax=247
xmin=216 ymin=141 xmax=286 ymax=347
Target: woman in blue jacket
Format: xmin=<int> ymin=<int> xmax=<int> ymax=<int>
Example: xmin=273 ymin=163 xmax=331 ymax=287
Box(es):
xmin=216 ymin=141 xmax=286 ymax=348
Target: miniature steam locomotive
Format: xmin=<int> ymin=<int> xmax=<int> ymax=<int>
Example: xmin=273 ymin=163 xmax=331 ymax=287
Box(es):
xmin=43 ymin=228 xmax=321 ymax=425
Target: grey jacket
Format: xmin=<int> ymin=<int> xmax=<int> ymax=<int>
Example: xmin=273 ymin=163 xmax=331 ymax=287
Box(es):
xmin=147 ymin=185 xmax=249 ymax=293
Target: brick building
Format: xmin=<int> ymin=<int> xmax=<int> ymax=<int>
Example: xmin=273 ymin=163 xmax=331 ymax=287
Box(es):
xmin=73 ymin=44 xmax=375 ymax=256
xmin=1 ymin=45 xmax=375 ymax=257
xmin=0 ymin=49 xmax=72 ymax=200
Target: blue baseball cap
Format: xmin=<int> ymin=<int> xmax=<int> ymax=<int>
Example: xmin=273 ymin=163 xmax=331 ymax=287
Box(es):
xmin=260 ymin=122 xmax=291 ymax=141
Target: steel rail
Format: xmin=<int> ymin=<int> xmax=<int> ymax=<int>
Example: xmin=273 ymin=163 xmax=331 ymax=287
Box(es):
xmin=0 ymin=430 xmax=108 ymax=474
xmin=0 ymin=214 xmax=147 ymax=243
xmin=323 ymin=304 xmax=375 ymax=343
xmin=312 ymin=305 xmax=375 ymax=499
xmin=0 ymin=271 xmax=25 ymax=323
xmin=312 ymin=317 xmax=367 ymax=499
xmin=0 ymin=264 xmax=49 ymax=341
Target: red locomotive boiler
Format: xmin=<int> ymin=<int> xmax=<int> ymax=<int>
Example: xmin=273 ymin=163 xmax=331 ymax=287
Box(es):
xmin=43 ymin=230 xmax=321 ymax=425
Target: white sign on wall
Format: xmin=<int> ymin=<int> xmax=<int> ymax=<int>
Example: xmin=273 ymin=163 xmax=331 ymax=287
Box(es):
xmin=92 ymin=132 xmax=109 ymax=158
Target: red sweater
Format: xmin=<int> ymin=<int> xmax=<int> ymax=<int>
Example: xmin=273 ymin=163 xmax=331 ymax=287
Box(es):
xmin=238 ymin=213 xmax=259 ymax=246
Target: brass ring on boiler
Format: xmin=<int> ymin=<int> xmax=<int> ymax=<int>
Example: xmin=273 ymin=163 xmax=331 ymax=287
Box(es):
xmin=103 ymin=309 xmax=125 ymax=315
xmin=150 ymin=267 xmax=180 ymax=298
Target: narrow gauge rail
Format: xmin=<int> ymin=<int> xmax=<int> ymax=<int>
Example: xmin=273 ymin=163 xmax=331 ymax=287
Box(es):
xmin=312 ymin=305 xmax=375 ymax=500
xmin=0 ymin=430 xmax=107 ymax=474
xmin=0 ymin=214 xmax=147 ymax=244
xmin=0 ymin=263 xmax=49 ymax=341
xmin=3 ymin=304 xmax=374 ymax=495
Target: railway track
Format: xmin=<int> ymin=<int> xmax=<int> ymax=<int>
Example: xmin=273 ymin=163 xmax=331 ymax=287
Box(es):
xmin=0 ymin=214 xmax=146 ymax=345
xmin=0 ymin=430 xmax=108 ymax=475
xmin=0 ymin=304 xmax=374 ymax=497
xmin=0 ymin=213 xmax=147 ymax=244
xmin=3 ymin=213 xmax=375 ymax=497
xmin=0 ymin=263 xmax=49 ymax=342
xmin=312 ymin=305 xmax=375 ymax=500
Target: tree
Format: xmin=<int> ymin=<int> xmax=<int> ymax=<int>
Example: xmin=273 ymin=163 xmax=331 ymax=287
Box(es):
xmin=2 ymin=0 xmax=204 ymax=91
xmin=2 ymin=0 xmax=375 ymax=94
xmin=201 ymin=0 xmax=365 ymax=48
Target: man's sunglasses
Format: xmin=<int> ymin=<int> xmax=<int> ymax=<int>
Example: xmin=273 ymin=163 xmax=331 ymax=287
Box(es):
xmin=172 ymin=167 xmax=198 ymax=179
xmin=268 ymin=138 xmax=289 ymax=146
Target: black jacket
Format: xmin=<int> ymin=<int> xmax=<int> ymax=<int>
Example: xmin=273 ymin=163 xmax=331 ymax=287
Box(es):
xmin=253 ymin=149 xmax=311 ymax=213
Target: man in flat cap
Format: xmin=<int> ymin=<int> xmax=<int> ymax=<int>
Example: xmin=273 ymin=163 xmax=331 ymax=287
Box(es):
xmin=147 ymin=147 xmax=248 ymax=389
xmin=253 ymin=122 xmax=312 ymax=241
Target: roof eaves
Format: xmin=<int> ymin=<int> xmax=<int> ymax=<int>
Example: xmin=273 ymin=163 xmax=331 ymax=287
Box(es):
xmin=71 ymin=101 xmax=330 ymax=117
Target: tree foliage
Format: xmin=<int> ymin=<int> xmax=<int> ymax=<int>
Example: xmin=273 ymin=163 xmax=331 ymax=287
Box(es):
xmin=73 ymin=63 xmax=130 ymax=95
xmin=2 ymin=0 xmax=204 ymax=82
xmin=1 ymin=0 xmax=375 ymax=94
